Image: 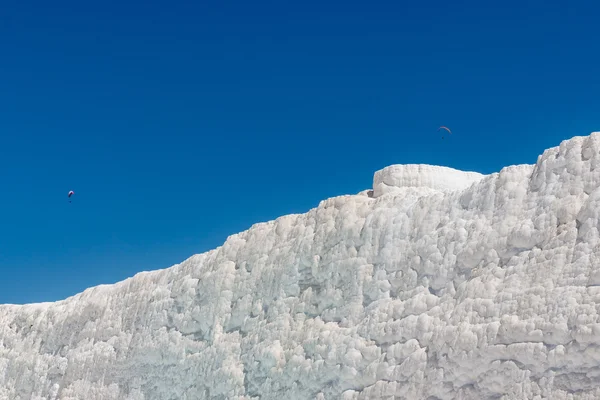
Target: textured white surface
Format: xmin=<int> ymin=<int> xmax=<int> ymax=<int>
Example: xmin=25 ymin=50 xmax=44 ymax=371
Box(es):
xmin=372 ymin=164 xmax=485 ymax=197
xmin=3 ymin=133 xmax=600 ymax=399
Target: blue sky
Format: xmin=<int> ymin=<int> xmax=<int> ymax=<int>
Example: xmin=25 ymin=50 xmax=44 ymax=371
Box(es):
xmin=1 ymin=0 xmax=598 ymax=304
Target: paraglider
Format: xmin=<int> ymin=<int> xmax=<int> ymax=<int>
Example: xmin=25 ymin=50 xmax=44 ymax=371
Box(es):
xmin=68 ymin=190 xmax=74 ymax=203
xmin=438 ymin=126 xmax=452 ymax=139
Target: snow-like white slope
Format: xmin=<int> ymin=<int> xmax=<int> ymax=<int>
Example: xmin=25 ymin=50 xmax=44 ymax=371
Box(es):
xmin=3 ymin=133 xmax=600 ymax=399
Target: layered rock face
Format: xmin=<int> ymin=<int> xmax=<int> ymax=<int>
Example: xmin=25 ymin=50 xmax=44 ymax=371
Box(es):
xmin=2 ymin=133 xmax=600 ymax=399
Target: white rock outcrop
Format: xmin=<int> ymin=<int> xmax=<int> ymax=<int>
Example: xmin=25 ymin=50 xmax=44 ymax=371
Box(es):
xmin=372 ymin=164 xmax=485 ymax=197
xmin=3 ymin=133 xmax=600 ymax=399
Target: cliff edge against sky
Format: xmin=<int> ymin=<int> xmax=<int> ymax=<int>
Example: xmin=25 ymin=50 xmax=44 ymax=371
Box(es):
xmin=2 ymin=133 xmax=600 ymax=399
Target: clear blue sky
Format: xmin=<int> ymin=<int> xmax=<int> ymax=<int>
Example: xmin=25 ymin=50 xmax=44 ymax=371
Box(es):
xmin=1 ymin=0 xmax=598 ymax=304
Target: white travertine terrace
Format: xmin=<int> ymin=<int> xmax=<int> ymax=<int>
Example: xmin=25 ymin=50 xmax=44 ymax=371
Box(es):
xmin=2 ymin=133 xmax=600 ymax=399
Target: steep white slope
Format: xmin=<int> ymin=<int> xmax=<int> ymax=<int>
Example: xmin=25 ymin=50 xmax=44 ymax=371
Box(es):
xmin=2 ymin=133 xmax=600 ymax=399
